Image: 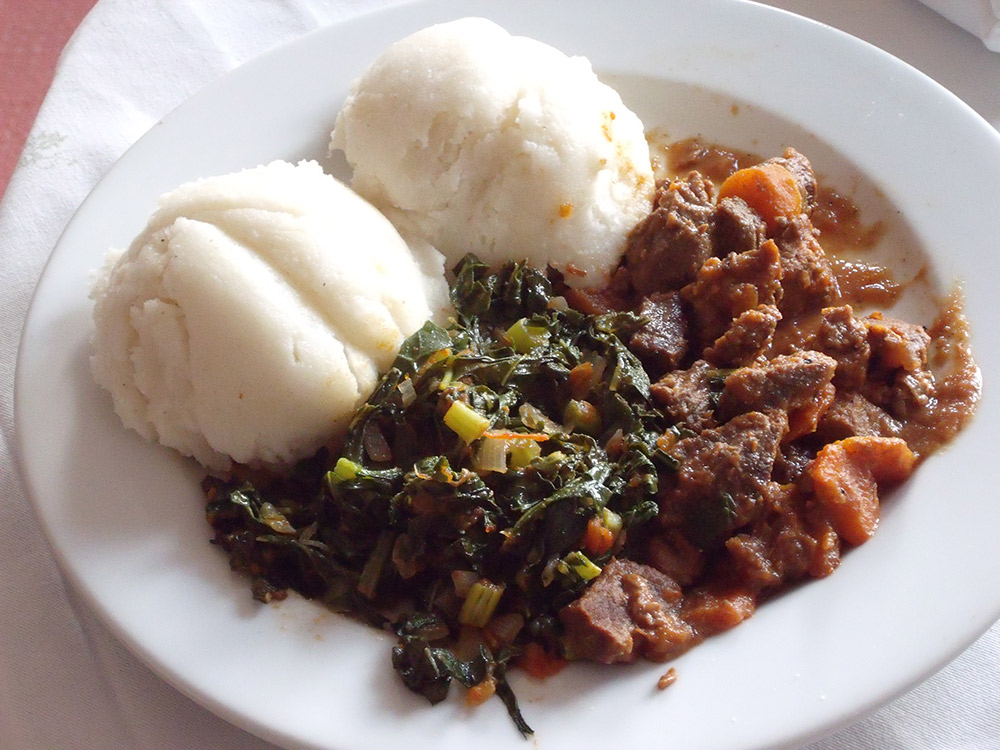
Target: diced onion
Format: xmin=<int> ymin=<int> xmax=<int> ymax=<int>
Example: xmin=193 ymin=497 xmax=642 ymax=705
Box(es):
xmin=452 ymin=570 xmax=480 ymax=598
xmin=508 ymin=438 xmax=542 ymax=469
xmin=259 ymin=502 xmax=296 ymax=534
xmin=474 ymin=436 xmax=508 ymax=473
xmin=547 ymin=296 xmax=569 ymax=312
xmin=487 ymin=612 xmax=525 ymax=645
xmin=518 ymin=403 xmax=560 ymax=433
xmin=586 ymin=354 xmax=608 ymax=384
xmin=397 ymin=377 xmax=417 ymax=407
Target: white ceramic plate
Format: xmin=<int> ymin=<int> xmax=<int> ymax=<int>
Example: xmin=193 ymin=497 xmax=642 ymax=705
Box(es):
xmin=15 ymin=1 xmax=1000 ymax=749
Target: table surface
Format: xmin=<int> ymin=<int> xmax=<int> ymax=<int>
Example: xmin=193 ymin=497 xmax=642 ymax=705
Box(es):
xmin=0 ymin=0 xmax=98 ymax=200
xmin=1 ymin=1 xmax=998 ymax=749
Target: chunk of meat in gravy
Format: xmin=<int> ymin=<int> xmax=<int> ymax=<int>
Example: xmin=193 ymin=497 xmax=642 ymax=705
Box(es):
xmin=815 ymin=390 xmax=903 ymax=443
xmin=716 ymin=350 xmax=837 ymax=427
xmin=772 ymin=440 xmax=818 ymax=485
xmin=649 ymin=359 xmax=718 ymax=431
xmin=724 ymin=481 xmax=840 ymax=588
xmin=865 ymin=311 xmax=930 ymax=375
xmin=769 ymin=148 xmax=818 ymax=210
xmin=809 ymin=305 xmax=871 ymax=389
xmin=713 ymin=196 xmax=766 ymax=256
xmin=559 ymin=559 xmax=696 ymax=664
xmin=810 ymin=306 xmax=938 ymax=426
xmin=680 ymin=586 xmax=756 ymax=639
xmin=703 ymin=304 xmax=781 ymax=368
xmin=772 ymin=214 xmax=841 ymax=318
xmin=665 ymin=136 xmax=749 ymax=182
xmin=907 ymin=291 xmax=982 ymax=451
xmin=660 ymin=410 xmax=788 ymax=545
xmin=644 ymin=529 xmax=706 ymax=587
xmin=681 ymin=239 xmax=783 ymax=351
xmin=870 ymin=369 xmax=938 ymax=424
xmin=624 ymin=173 xmax=716 ymax=295
xmin=629 ymin=291 xmax=688 ymax=375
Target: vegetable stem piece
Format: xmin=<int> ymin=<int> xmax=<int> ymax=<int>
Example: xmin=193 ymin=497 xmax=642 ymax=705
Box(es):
xmin=506 ymin=318 xmax=550 ymax=353
xmin=444 ymin=400 xmax=491 ymax=444
xmin=508 ymin=438 xmax=543 ymax=469
xmin=331 ymin=456 xmax=361 ymax=481
xmin=459 ymin=579 xmax=506 ymax=627
xmin=559 ymin=551 xmax=603 ymax=582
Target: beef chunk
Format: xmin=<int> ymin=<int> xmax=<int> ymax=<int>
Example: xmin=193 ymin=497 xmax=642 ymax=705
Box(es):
xmin=772 ymin=441 xmax=818 ymax=485
xmin=881 ymin=370 xmax=937 ymax=420
xmin=682 ymin=239 xmax=783 ymax=351
xmin=660 ymin=410 xmax=788 ymax=547
xmin=624 ymin=173 xmax=716 ymax=295
xmin=860 ymin=313 xmax=934 ymax=420
xmin=650 ymin=360 xmax=718 ymax=431
xmin=810 ymin=305 xmax=871 ymax=388
xmin=644 ymin=529 xmax=706 ymax=587
xmin=563 ymin=282 xmax=630 ymax=315
xmin=703 ymin=304 xmax=781 ymax=368
xmin=724 ymin=481 xmax=839 ymax=589
xmin=713 ymin=196 xmax=766 ymax=256
xmin=769 ymin=148 xmax=817 ymax=210
xmin=716 ymin=350 xmax=837 ymax=425
xmin=865 ymin=312 xmax=930 ymax=374
xmin=559 ymin=559 xmax=695 ymax=663
xmin=772 ymin=214 xmax=840 ymax=317
xmin=629 ymin=291 xmax=689 ymax=374
xmin=814 ymin=391 xmax=903 ymax=442
xmin=812 ymin=308 xmax=934 ymax=422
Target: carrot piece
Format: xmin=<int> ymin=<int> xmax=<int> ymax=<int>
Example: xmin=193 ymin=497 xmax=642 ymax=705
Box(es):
xmin=808 ymin=436 xmax=916 ymax=546
xmin=718 ymin=162 xmax=804 ymax=232
xmin=581 ymin=515 xmax=616 ymax=556
xmin=517 ymin=642 xmax=567 ymax=679
xmin=568 ymin=362 xmax=597 ymax=400
xmin=786 ymin=382 xmax=836 ymax=442
xmin=480 ymin=429 xmax=549 ymax=442
xmin=465 ymin=675 xmax=497 ymax=707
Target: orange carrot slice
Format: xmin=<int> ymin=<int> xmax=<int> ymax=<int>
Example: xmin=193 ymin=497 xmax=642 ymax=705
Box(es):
xmin=718 ymin=162 xmax=804 ymax=232
xmin=808 ymin=436 xmax=916 ymax=546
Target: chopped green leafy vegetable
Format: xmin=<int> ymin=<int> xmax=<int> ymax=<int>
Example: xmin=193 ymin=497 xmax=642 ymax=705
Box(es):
xmin=204 ymin=256 xmax=675 ymax=736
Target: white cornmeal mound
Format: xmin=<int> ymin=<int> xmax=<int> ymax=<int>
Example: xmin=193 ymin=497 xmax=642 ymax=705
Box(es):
xmin=330 ymin=17 xmax=655 ymax=289
xmin=90 ymin=160 xmax=449 ymax=472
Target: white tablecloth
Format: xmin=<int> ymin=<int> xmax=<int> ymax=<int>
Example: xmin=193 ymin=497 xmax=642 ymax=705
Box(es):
xmin=2 ymin=1 xmax=998 ymax=748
